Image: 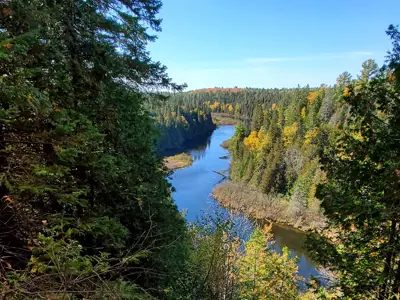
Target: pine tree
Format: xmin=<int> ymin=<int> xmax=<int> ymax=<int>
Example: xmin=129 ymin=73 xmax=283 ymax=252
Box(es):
xmin=0 ymin=0 xmax=186 ymax=297
xmin=309 ymin=25 xmax=400 ymax=299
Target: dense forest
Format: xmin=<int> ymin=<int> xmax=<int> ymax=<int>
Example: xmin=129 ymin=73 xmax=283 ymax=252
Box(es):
xmin=0 ymin=0 xmax=187 ymax=298
xmin=214 ymin=30 xmax=400 ymax=298
xmin=146 ymin=98 xmax=215 ymax=155
xmin=1 ymin=0 xmax=400 ymax=299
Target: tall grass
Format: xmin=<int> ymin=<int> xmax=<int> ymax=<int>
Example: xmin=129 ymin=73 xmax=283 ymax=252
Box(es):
xmin=212 ymin=181 xmax=326 ymax=231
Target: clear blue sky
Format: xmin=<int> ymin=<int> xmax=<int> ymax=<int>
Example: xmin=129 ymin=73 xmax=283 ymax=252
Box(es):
xmin=148 ymin=0 xmax=400 ymax=90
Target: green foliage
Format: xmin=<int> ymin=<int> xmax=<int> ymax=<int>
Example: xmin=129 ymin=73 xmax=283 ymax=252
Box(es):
xmin=0 ymin=0 xmax=187 ymax=297
xmin=147 ymin=98 xmax=216 ymax=154
xmin=238 ymin=227 xmax=300 ymax=300
xmin=168 ymin=216 xmax=300 ymax=300
xmin=3 ymin=234 xmax=154 ymax=299
xmin=308 ymin=25 xmax=400 ymax=299
xmin=223 ymin=87 xmax=337 ymax=224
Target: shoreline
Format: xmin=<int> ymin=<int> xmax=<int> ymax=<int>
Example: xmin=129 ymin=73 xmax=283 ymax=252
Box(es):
xmin=212 ymin=113 xmax=238 ymax=126
xmin=212 ymin=181 xmax=326 ymax=232
xmin=164 ymin=153 xmax=193 ymax=170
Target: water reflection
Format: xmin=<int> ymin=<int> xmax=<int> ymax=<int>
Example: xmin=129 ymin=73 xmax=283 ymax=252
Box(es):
xmin=161 ymin=131 xmax=213 ymax=157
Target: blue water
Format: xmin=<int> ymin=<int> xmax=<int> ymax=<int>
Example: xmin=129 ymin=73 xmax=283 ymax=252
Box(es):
xmin=169 ymin=125 xmax=322 ymax=285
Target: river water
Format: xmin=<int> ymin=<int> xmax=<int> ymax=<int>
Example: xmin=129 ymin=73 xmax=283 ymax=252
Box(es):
xmin=169 ymin=125 xmax=321 ymax=284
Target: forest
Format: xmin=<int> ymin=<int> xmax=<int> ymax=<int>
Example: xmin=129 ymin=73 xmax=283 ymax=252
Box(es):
xmin=1 ymin=0 xmax=400 ymax=299
xmin=146 ymin=96 xmax=215 ymax=155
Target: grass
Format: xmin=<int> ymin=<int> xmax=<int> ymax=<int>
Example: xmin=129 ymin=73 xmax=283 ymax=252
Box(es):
xmin=164 ymin=152 xmax=193 ymax=170
xmin=212 ymin=181 xmax=326 ymax=231
xmin=212 ymin=113 xmax=238 ymax=125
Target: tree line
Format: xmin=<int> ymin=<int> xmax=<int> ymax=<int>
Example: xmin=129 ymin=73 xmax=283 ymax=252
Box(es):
xmin=211 ymin=28 xmax=400 ymax=299
xmin=1 ymin=0 xmax=400 ymax=298
xmin=165 ymin=26 xmax=400 ymax=299
xmin=146 ymin=96 xmax=215 ymax=155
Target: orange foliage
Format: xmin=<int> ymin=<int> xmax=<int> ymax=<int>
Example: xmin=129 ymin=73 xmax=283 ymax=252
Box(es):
xmin=307 ymin=91 xmax=318 ymax=105
xmin=209 ymin=101 xmax=220 ymax=110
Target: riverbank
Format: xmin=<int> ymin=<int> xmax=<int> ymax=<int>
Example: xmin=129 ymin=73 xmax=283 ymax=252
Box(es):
xmin=220 ymin=138 xmax=231 ymax=148
xmin=170 ymin=125 xmax=324 ymax=283
xmin=159 ymin=113 xmax=216 ymax=155
xmin=212 ymin=181 xmax=326 ymax=231
xmin=212 ymin=113 xmax=238 ymax=125
xmin=164 ymin=153 xmax=193 ymax=170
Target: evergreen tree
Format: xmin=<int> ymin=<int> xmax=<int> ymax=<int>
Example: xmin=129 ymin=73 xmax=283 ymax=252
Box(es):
xmin=309 ymin=25 xmax=400 ymax=299
xmin=0 ymin=0 xmax=186 ymax=297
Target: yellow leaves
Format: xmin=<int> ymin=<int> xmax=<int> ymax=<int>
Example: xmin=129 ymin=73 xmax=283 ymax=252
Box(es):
xmin=343 ymin=87 xmax=351 ymax=97
xmin=271 ymin=103 xmax=277 ymax=110
xmin=351 ymin=131 xmax=364 ymax=142
xmin=228 ymin=104 xmax=234 ymax=112
xmin=304 ymin=128 xmax=318 ymax=145
xmin=257 ymin=128 xmax=271 ymax=152
xmin=243 ymin=127 xmax=271 ymax=152
xmin=283 ymin=122 xmax=298 ymax=146
xmin=307 ymin=91 xmax=318 ymax=105
xmin=243 ymin=131 xmax=259 ymax=151
xmin=301 ymin=107 xmax=306 ymax=119
xmin=30 ymin=256 xmax=38 ymax=273
xmin=337 ymin=151 xmax=352 ymax=160
xmin=209 ymin=101 xmax=220 ymax=110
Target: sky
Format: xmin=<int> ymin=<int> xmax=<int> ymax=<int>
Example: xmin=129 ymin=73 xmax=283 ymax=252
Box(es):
xmin=148 ymin=0 xmax=400 ymax=90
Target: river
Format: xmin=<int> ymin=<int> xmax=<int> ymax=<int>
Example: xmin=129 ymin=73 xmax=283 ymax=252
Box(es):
xmin=169 ymin=125 xmax=321 ymax=285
